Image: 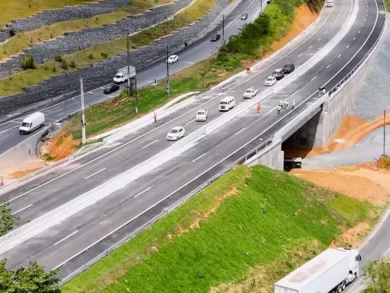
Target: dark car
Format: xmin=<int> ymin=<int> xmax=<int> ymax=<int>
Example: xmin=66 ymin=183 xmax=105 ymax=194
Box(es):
xmin=211 ymin=33 xmax=221 ymax=42
xmin=267 ymin=0 xmax=271 ymax=3
xmin=282 ymin=64 xmax=295 ymax=74
xmin=272 ymin=69 xmax=285 ymax=80
xmin=241 ymin=13 xmax=248 ymax=20
xmin=104 ymin=84 xmax=120 ymax=94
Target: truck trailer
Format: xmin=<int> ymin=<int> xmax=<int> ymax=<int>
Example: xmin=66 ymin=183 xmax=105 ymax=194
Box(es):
xmin=113 ymin=66 xmax=136 ymax=84
xmin=274 ymin=248 xmax=361 ymax=293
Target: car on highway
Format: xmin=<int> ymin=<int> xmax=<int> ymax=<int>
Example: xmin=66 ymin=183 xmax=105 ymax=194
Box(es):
xmin=282 ymin=63 xmax=295 ymax=74
xmin=167 ymin=55 xmax=179 ymax=64
xmin=219 ymin=96 xmax=236 ymax=111
xmin=243 ymin=87 xmax=258 ymax=99
xmin=103 ymin=84 xmax=120 ymax=94
xmin=19 ymin=112 xmax=45 ymax=135
xmin=166 ymin=126 xmax=185 ymax=141
xmin=272 ymin=69 xmax=285 ymax=80
xmin=264 ymin=76 xmax=277 ymax=86
xmin=210 ymin=34 xmax=221 ymax=42
xmin=195 ymin=109 xmax=208 ymax=121
xmin=241 ymin=13 xmax=248 ymax=20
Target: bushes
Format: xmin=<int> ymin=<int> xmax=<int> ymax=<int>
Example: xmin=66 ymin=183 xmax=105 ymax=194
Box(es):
xmin=69 ymin=60 xmax=76 ymax=68
xmin=54 ymin=55 xmax=63 ymax=62
xmin=21 ymin=56 xmax=35 ymax=70
xmin=60 ymin=59 xmax=68 ymax=70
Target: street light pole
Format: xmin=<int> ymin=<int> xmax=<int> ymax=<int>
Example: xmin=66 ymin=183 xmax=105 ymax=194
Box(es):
xmin=135 ymin=74 xmax=139 ymax=114
xmin=222 ymin=14 xmax=225 ymax=44
xmin=384 ymin=110 xmax=386 ymax=157
xmin=166 ymin=46 xmax=170 ymax=96
xmin=80 ymin=77 xmax=86 ymax=145
xmin=126 ymin=27 xmax=131 ymax=97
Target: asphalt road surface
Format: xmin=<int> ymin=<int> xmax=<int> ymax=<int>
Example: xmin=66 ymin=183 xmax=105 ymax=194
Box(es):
xmin=0 ymin=0 xmax=385 ymax=283
xmin=0 ymin=0 xmax=263 ymax=156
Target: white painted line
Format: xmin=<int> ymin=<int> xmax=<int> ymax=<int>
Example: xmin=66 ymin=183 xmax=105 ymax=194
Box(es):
xmin=325 ymin=31 xmax=328 ymax=34
xmin=234 ymin=128 xmax=246 ymax=136
xmin=12 ymin=204 xmax=33 ymax=215
xmin=191 ymin=153 xmax=206 ymax=163
xmin=346 ymin=45 xmax=350 ymax=49
xmin=353 ymin=37 xmax=356 ymax=40
xmin=337 ymin=53 xmax=342 ymax=58
xmin=54 ymin=231 xmax=78 ymax=246
xmin=331 ymin=24 xmax=334 ymax=27
xmin=298 ymin=53 xmax=303 ymax=57
xmin=326 ymin=64 xmax=331 ymax=69
xmin=318 ymin=37 xmax=321 ymax=41
xmin=84 ymin=168 xmax=106 ymax=180
xmin=309 ymin=45 xmax=312 ymax=49
xmin=185 ymin=119 xmax=195 ymax=125
xmin=0 ymin=124 xmax=20 ymax=135
xmin=311 ymin=76 xmax=317 ymax=81
xmin=258 ymin=138 xmax=263 ymax=141
xmin=141 ymin=139 xmax=158 ymax=149
xmin=358 ymin=30 xmax=361 ymax=33
xmin=134 ymin=187 xmax=151 ymax=198
xmin=184 ymin=61 xmax=195 ymax=65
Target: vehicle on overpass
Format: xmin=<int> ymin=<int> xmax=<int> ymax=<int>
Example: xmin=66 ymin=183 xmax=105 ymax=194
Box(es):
xmin=195 ymin=109 xmax=208 ymax=121
xmin=210 ymin=33 xmax=221 ymax=42
xmin=326 ymin=0 xmax=335 ymax=7
xmin=264 ymin=76 xmax=277 ymax=86
xmin=166 ymin=126 xmax=185 ymax=141
xmin=272 ymin=68 xmax=285 ymax=80
xmin=19 ymin=112 xmax=45 ymax=135
xmin=241 ymin=13 xmax=248 ymax=20
xmin=243 ymin=87 xmax=258 ymax=99
xmin=167 ymin=55 xmax=179 ymax=64
xmin=219 ymin=96 xmax=236 ymax=111
xmin=103 ymin=84 xmax=120 ymax=94
xmin=274 ymin=248 xmax=361 ymax=293
xmin=282 ymin=63 xmax=295 ymax=74
xmin=113 ymin=66 xmax=136 ymax=84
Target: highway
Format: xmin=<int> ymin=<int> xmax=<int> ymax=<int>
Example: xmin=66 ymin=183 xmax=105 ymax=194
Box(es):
xmin=0 ymin=0 xmax=263 ymax=156
xmin=0 ymin=0 xmax=385 ymax=283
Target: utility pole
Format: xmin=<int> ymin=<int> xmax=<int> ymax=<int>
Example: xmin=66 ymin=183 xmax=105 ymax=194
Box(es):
xmin=126 ymin=27 xmax=131 ymax=97
xmin=222 ymin=14 xmax=225 ymax=44
xmin=80 ymin=77 xmax=86 ymax=145
xmin=384 ymin=110 xmax=386 ymax=157
xmin=135 ymin=74 xmax=139 ymax=114
xmin=261 ymin=0 xmax=263 ymax=13
xmin=166 ymin=46 xmax=170 ymax=96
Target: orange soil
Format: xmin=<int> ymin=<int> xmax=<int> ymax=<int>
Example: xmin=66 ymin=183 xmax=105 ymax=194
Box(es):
xmin=41 ymin=130 xmax=78 ymax=161
xmin=0 ymin=161 xmax=46 ymax=186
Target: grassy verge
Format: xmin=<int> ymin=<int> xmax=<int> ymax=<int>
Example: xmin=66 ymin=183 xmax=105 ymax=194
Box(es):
xmin=63 ymin=165 xmax=375 ymax=293
xmin=0 ymin=0 xmax=97 ymax=29
xmin=0 ymin=0 xmax=216 ymax=97
xmin=0 ymin=0 xmax=172 ymax=62
xmin=384 ymin=0 xmax=390 ymax=12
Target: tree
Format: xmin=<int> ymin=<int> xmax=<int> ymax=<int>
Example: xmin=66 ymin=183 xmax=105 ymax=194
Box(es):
xmin=364 ymin=257 xmax=390 ymax=293
xmin=0 ymin=204 xmax=17 ymax=236
xmin=21 ymin=56 xmax=35 ymax=70
xmin=0 ymin=259 xmax=61 ymax=293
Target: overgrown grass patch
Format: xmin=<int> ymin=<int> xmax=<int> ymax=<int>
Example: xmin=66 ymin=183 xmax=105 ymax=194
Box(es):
xmin=63 ymin=165 xmax=373 ymax=293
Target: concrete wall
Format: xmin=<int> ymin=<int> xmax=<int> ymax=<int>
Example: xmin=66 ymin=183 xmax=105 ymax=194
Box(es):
xmin=0 ymin=0 xmax=231 ymax=116
xmin=245 ymin=140 xmax=284 ymax=171
xmin=0 ymin=0 xmax=192 ymax=78
xmin=0 ymin=0 xmax=129 ymax=43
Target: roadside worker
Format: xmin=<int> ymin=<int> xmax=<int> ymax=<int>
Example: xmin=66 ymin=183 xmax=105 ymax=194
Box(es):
xmin=277 ymin=105 xmax=281 ymax=114
xmin=154 ymin=111 xmax=157 ymax=122
xmin=279 ymin=100 xmax=284 ymax=109
xmin=284 ymin=99 xmax=289 ymax=110
xmin=292 ymin=99 xmax=296 ymax=109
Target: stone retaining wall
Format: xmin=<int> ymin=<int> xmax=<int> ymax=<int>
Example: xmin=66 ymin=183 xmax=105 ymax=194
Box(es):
xmin=0 ymin=0 xmax=129 ymax=43
xmin=0 ymin=0 xmax=230 ymax=115
xmin=0 ymin=0 xmax=192 ymax=78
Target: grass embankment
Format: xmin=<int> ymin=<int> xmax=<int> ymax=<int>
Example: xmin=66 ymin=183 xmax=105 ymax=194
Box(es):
xmin=0 ymin=0 xmax=96 ymax=29
xmin=0 ymin=0 xmax=216 ymax=97
xmin=0 ymin=0 xmax=172 ymax=62
xmin=384 ymin=0 xmax=390 ymax=12
xmin=50 ymin=0 xmax=320 ymax=151
xmin=63 ymin=165 xmax=374 ymax=293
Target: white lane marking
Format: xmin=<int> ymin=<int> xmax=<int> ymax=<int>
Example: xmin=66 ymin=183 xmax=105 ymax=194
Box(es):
xmin=318 ymin=37 xmax=321 ymax=41
xmin=54 ymin=231 xmax=78 ymax=246
xmin=311 ymin=76 xmax=317 ymax=81
xmin=234 ymin=128 xmax=246 ymax=136
xmin=12 ymin=204 xmax=33 ymax=215
xmin=84 ymin=168 xmax=106 ymax=180
xmin=353 ymin=37 xmax=356 ymax=40
xmin=325 ymin=31 xmax=328 ymax=34
xmin=134 ymin=187 xmax=151 ymax=198
xmin=346 ymin=44 xmax=350 ymax=49
xmin=331 ymin=24 xmax=334 ymax=27
xmin=358 ymin=30 xmax=361 ymax=33
xmin=326 ymin=64 xmax=331 ymax=69
xmin=191 ymin=153 xmax=206 ymax=163
xmin=309 ymin=45 xmax=312 ymax=49
xmin=0 ymin=124 xmax=20 ymax=135
xmin=184 ymin=62 xmax=195 ymax=65
xmin=298 ymin=53 xmax=303 ymax=57
xmin=337 ymin=53 xmax=342 ymax=58
xmin=141 ymin=139 xmax=158 ymax=149
xmin=185 ymin=119 xmax=195 ymax=125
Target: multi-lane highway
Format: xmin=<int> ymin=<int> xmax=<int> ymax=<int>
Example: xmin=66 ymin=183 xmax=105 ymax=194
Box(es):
xmin=0 ymin=0 xmax=385 ymax=284
xmin=0 ymin=0 xmax=263 ymax=156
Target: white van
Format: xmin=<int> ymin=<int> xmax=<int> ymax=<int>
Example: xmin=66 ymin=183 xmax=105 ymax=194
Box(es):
xmin=219 ymin=96 xmax=236 ymax=112
xmin=326 ymin=0 xmax=334 ymax=7
xmin=19 ymin=112 xmax=45 ymax=134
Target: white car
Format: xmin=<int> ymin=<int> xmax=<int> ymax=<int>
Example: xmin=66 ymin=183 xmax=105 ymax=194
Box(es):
xmin=264 ymin=76 xmax=277 ymax=86
xmin=167 ymin=55 xmax=179 ymax=64
xmin=166 ymin=126 xmax=185 ymax=141
xmin=195 ymin=109 xmax=208 ymax=122
xmin=243 ymin=88 xmax=258 ymax=99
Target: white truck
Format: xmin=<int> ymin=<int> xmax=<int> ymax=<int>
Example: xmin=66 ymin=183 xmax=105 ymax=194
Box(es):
xmin=326 ymin=0 xmax=334 ymax=7
xmin=113 ymin=66 xmax=136 ymax=84
xmin=19 ymin=112 xmax=45 ymax=134
xmin=274 ymin=248 xmax=361 ymax=293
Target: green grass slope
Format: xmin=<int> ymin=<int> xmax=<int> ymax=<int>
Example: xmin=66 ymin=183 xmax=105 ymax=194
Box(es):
xmin=64 ymin=165 xmax=373 ymax=293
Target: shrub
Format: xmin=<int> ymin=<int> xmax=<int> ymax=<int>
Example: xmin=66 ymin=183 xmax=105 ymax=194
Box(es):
xmin=101 ymin=52 xmax=108 ymax=59
xmin=88 ymin=53 xmax=94 ymax=60
xmin=60 ymin=59 xmax=68 ymax=70
xmin=9 ymin=28 xmax=16 ymax=37
xmin=43 ymin=66 xmax=49 ymax=71
xmin=69 ymin=61 xmax=76 ymax=68
xmin=54 ymin=56 xmax=63 ymax=62
xmin=52 ymin=66 xmax=57 ymax=73
xmin=21 ymin=56 xmax=35 ymax=70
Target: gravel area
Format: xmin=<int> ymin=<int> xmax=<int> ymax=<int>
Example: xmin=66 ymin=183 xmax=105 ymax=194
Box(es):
xmin=350 ymin=15 xmax=390 ymax=120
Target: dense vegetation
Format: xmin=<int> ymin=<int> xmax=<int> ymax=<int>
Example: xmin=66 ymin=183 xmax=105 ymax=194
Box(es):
xmin=64 ymin=165 xmax=373 ymax=292
xmin=364 ymin=257 xmax=390 ymax=293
